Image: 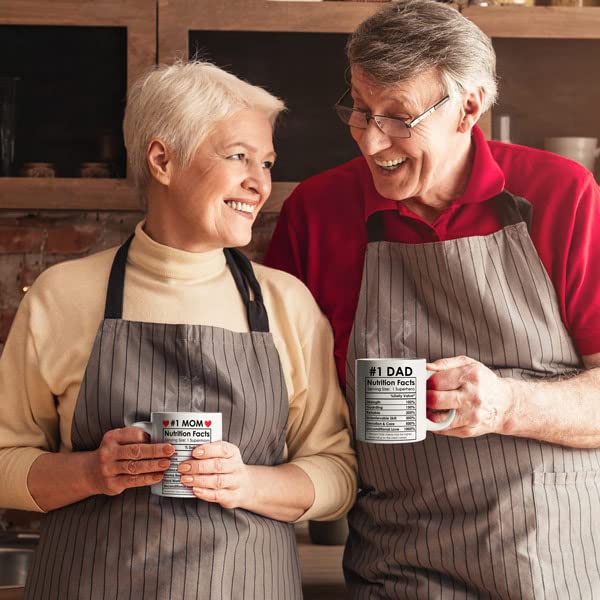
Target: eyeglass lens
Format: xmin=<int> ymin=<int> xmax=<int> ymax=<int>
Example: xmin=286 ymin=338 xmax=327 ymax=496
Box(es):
xmin=335 ymin=106 xmax=410 ymax=138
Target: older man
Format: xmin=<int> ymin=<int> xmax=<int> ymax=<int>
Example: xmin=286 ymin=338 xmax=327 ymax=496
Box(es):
xmin=265 ymin=1 xmax=600 ymax=597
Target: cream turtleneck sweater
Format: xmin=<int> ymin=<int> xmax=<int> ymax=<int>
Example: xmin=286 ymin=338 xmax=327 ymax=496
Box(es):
xmin=0 ymin=223 xmax=357 ymax=519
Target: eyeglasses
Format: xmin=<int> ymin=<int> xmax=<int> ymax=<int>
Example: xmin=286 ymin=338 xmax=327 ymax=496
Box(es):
xmin=334 ymin=88 xmax=450 ymax=138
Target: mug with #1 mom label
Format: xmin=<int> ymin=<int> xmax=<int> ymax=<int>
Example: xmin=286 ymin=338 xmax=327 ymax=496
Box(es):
xmin=132 ymin=412 xmax=222 ymax=497
xmin=355 ymin=359 xmax=455 ymax=444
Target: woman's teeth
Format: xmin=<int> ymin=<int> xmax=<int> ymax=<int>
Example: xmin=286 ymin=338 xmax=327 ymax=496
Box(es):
xmin=225 ymin=201 xmax=254 ymax=214
xmin=374 ymin=157 xmax=408 ymax=171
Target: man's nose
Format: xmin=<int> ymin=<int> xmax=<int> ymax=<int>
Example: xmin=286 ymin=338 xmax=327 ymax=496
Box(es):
xmin=358 ymin=119 xmax=393 ymax=156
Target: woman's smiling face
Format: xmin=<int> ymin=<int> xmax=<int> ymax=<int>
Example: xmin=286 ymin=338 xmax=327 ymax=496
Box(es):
xmin=166 ymin=108 xmax=276 ymax=250
xmin=147 ymin=109 xmax=275 ymax=252
xmin=349 ymin=67 xmax=465 ymax=205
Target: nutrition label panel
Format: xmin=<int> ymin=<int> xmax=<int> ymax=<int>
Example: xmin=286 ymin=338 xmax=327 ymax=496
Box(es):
xmin=161 ymin=427 xmax=213 ymax=497
xmin=364 ymin=377 xmax=417 ymax=442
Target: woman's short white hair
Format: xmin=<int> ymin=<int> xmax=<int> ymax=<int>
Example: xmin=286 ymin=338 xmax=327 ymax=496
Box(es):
xmin=123 ymin=60 xmax=286 ymax=196
xmin=347 ymin=0 xmax=498 ymax=112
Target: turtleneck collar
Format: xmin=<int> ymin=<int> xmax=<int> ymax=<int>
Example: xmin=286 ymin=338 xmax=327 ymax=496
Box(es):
xmin=127 ymin=221 xmax=227 ymax=282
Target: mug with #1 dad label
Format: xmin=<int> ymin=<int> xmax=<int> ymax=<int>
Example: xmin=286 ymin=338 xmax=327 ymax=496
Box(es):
xmin=355 ymin=359 xmax=455 ymax=443
xmin=132 ymin=412 xmax=222 ymax=497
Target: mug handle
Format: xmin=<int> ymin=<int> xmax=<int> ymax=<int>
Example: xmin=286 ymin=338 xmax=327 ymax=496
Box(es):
xmin=425 ymin=370 xmax=456 ymax=432
xmin=131 ymin=420 xmax=152 ymax=436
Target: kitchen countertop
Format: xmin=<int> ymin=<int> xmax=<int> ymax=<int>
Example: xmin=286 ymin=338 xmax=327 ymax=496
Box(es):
xmin=296 ymin=523 xmax=347 ymax=599
xmin=0 ymin=589 xmax=23 ymax=600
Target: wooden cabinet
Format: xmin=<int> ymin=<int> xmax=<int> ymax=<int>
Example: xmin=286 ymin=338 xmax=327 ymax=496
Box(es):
xmin=1 ymin=1 xmax=599 ymax=211
xmin=158 ymin=1 xmax=600 ymax=203
xmin=0 ymin=0 xmax=155 ymax=211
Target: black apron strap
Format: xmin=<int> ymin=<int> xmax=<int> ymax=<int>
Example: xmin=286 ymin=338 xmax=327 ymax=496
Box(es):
xmin=224 ymin=248 xmax=270 ymax=333
xmin=488 ymin=190 xmax=533 ymax=231
xmin=103 ymin=235 xmax=269 ymax=332
xmin=366 ymin=190 xmax=532 ymax=244
xmin=104 ymin=234 xmax=134 ymax=319
xmin=366 ymin=210 xmax=386 ymax=243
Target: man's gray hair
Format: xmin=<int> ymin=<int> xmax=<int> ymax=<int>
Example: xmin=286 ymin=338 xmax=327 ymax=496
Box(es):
xmin=347 ymin=0 xmax=498 ymax=112
xmin=123 ymin=60 xmax=285 ymax=197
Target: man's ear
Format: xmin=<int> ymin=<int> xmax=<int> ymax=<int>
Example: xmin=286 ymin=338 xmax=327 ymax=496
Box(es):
xmin=147 ymin=139 xmax=174 ymax=186
xmin=458 ymin=88 xmax=484 ymax=133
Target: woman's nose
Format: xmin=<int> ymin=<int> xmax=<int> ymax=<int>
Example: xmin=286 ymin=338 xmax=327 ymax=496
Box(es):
xmin=242 ymin=164 xmax=271 ymax=197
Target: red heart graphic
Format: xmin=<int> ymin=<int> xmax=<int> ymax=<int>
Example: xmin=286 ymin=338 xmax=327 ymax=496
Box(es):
xmin=205 ymin=420 xmax=212 ymax=427
xmin=162 ymin=420 xmax=170 ymax=427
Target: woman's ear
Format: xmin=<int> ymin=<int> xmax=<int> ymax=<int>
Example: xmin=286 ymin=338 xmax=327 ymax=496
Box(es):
xmin=147 ymin=139 xmax=173 ymax=186
xmin=458 ymin=88 xmax=484 ymax=133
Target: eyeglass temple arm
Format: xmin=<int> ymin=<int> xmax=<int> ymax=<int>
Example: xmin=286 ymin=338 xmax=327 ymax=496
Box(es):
xmin=406 ymin=96 xmax=450 ymax=130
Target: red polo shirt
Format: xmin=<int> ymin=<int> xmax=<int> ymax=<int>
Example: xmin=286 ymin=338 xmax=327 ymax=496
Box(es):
xmin=264 ymin=126 xmax=600 ymax=385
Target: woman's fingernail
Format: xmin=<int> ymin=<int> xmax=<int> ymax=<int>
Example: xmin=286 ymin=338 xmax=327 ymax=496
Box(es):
xmin=181 ymin=476 xmax=194 ymax=484
xmin=158 ymin=459 xmax=170 ymax=468
xmin=178 ymin=464 xmax=191 ymax=473
xmin=193 ymin=447 xmax=205 ymax=457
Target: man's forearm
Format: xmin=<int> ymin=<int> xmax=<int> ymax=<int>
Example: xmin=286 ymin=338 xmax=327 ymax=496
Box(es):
xmin=503 ymin=367 xmax=600 ymax=448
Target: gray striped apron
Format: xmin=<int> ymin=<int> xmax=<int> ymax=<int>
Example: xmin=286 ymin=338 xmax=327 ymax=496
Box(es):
xmin=25 ymin=237 xmax=302 ymax=600
xmin=344 ymin=192 xmax=600 ymax=599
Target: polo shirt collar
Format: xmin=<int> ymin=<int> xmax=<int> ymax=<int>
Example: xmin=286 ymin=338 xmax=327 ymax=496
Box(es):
xmin=362 ymin=124 xmax=506 ymax=221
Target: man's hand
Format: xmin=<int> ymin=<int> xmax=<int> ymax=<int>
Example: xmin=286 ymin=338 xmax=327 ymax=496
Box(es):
xmin=426 ymin=355 xmax=516 ymax=438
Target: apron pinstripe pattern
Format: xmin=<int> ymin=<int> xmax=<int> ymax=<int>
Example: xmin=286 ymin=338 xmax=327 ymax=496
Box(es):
xmin=344 ymin=192 xmax=600 ymax=599
xmin=25 ymin=241 xmax=302 ymax=600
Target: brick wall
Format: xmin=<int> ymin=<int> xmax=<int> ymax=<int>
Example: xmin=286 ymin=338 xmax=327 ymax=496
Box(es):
xmin=0 ymin=210 xmax=279 ymax=353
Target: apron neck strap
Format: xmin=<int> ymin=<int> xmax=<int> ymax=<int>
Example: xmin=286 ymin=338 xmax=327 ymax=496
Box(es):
xmin=224 ymin=248 xmax=270 ymax=333
xmin=366 ymin=211 xmax=386 ymax=243
xmin=365 ymin=190 xmax=533 ymax=243
xmin=104 ymin=236 xmax=270 ymax=333
xmin=488 ymin=191 xmax=533 ymax=231
xmin=104 ymin=234 xmax=134 ymax=320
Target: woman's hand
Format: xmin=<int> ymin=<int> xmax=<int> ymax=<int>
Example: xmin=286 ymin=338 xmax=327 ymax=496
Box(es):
xmin=178 ymin=441 xmax=254 ymax=510
xmin=89 ymin=427 xmax=175 ymax=496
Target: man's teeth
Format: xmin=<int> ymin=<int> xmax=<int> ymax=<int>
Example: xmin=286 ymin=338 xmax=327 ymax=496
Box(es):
xmin=374 ymin=157 xmax=408 ymax=170
xmin=225 ymin=201 xmax=254 ymax=213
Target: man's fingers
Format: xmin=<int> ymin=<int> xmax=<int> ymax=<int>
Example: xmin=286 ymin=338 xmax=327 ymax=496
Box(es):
xmin=428 ymin=366 xmax=472 ymax=391
xmin=427 ymin=355 xmax=474 ymax=372
xmin=427 ymin=389 xmax=460 ymax=411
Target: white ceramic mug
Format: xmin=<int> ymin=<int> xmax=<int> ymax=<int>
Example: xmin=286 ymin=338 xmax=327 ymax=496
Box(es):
xmin=355 ymin=359 xmax=455 ymax=444
xmin=132 ymin=411 xmax=222 ymax=497
xmin=544 ymin=137 xmax=600 ymax=172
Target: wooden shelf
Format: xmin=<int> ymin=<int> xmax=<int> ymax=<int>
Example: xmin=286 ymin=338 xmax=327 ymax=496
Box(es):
xmin=464 ymin=6 xmax=600 ymax=39
xmin=159 ymin=0 xmax=600 ymax=64
xmin=159 ymin=0 xmax=379 ymax=62
xmin=2 ymin=1 xmax=598 ymax=211
xmin=1 ymin=0 xmax=155 ymax=89
xmin=0 ymin=179 xmax=296 ymax=214
xmin=0 ymin=0 xmax=156 ymax=211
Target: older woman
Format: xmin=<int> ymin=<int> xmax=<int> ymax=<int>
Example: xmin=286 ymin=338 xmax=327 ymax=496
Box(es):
xmin=266 ymin=1 xmax=600 ymax=598
xmin=0 ymin=61 xmax=357 ymax=599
